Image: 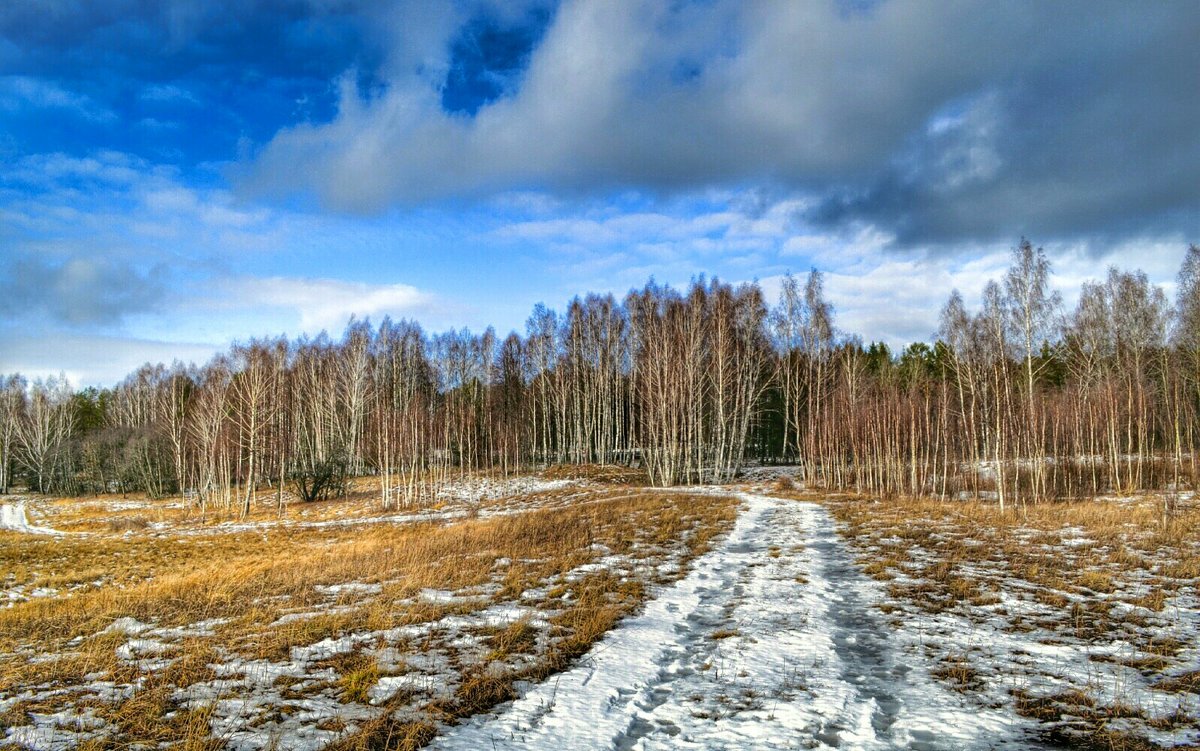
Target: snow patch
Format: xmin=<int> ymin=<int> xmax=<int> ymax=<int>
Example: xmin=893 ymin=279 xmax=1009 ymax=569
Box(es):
xmin=0 ymin=502 xmax=62 ymax=536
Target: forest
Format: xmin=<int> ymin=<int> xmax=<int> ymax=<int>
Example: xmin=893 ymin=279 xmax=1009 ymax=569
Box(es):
xmin=2 ymin=241 xmax=1198 ymax=515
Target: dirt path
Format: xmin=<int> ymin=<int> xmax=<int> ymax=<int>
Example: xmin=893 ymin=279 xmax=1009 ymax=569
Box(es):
xmin=432 ymin=493 xmax=1046 ymax=750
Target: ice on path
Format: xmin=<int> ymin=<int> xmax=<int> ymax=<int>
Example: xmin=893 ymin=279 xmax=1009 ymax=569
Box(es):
xmin=432 ymin=493 xmax=1047 ymax=750
xmin=0 ymin=502 xmax=61 ymax=535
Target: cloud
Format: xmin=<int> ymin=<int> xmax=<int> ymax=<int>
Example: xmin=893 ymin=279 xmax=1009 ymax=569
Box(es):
xmin=1 ymin=150 xmax=274 ymax=256
xmin=762 ymin=236 xmax=1192 ymax=350
xmin=139 ymin=84 xmax=200 ymax=105
xmin=491 ymin=193 xmax=812 ymax=254
xmin=3 ymin=2 xmax=1195 ymax=387
xmin=0 ymin=75 xmax=115 ymax=121
xmin=242 ymin=0 xmax=1199 ymax=249
xmin=441 ymin=3 xmax=554 ymax=116
xmin=214 ymin=276 xmax=440 ymax=336
xmin=1 ymin=144 xmax=477 ymax=349
xmin=0 ymin=256 xmax=166 ymax=327
xmin=485 ymin=195 xmax=803 ymax=296
xmin=5 ymin=1 xmax=1193 ymax=249
xmin=0 ymin=330 xmax=221 ymax=388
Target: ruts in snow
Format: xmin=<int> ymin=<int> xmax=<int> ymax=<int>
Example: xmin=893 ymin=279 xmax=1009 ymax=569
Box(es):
xmin=433 ymin=493 xmax=1045 ymax=750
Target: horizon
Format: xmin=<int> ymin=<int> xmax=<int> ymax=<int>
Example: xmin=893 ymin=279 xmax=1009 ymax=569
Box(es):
xmin=6 ymin=257 xmax=1195 ymax=394
xmin=2 ymin=1 xmax=1197 ymax=387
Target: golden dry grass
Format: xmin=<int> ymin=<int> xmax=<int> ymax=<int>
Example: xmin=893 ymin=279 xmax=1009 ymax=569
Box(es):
xmin=541 ymin=463 xmax=650 ymax=485
xmin=0 ymin=484 xmax=738 ymax=749
xmin=30 ymin=468 xmax=659 ymax=539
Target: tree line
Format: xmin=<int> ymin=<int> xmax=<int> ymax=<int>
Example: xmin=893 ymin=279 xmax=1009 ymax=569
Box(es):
xmin=1 ymin=242 xmax=1197 ymax=514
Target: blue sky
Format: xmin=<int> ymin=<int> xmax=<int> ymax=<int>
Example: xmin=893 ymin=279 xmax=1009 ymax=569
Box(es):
xmin=2 ymin=1 xmax=1198 ymax=386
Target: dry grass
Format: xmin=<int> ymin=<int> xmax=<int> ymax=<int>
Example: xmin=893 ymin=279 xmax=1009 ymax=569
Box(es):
xmin=24 ymin=470 xmax=507 ymax=533
xmin=0 ymin=482 xmax=737 ymax=748
xmin=324 ymin=716 xmax=436 ymax=751
xmin=816 ymin=490 xmax=1200 ymax=750
xmin=4 ymin=502 xmax=608 ymax=650
xmin=821 ymin=494 xmax=1199 ymax=624
xmin=482 ymin=617 xmax=538 ymax=660
xmin=1154 ymin=670 xmax=1200 ymax=694
xmin=930 ymin=655 xmax=984 ymax=693
xmin=1012 ymin=688 xmax=1173 ymax=751
xmin=542 ymin=463 xmax=650 ymax=485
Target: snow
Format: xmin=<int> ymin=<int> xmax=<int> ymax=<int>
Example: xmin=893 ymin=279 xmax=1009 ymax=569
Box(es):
xmin=432 ymin=493 xmax=1045 ymax=750
xmin=148 ymin=476 xmax=589 ymax=538
xmin=103 ymin=617 xmax=153 ymax=635
xmin=436 ymin=476 xmax=576 ymax=504
xmin=3 ymin=584 xmax=58 ymax=607
xmin=919 ymin=588 xmax=1200 ymax=742
xmin=419 ymin=588 xmax=476 ymax=604
xmin=836 ymin=496 xmax=1200 ymax=747
xmin=736 ymin=465 xmax=804 ymax=483
xmin=0 ymin=502 xmax=62 ymax=535
xmin=314 ymin=582 xmax=383 ymax=597
xmin=7 ymin=478 xmax=1189 ymax=749
xmin=368 ymin=674 xmax=420 ymax=704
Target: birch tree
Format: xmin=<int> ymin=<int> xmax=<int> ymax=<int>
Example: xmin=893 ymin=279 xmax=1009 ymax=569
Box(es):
xmin=0 ymin=375 xmax=27 ymax=494
xmin=15 ymin=375 xmax=75 ymax=493
xmin=1004 ymin=239 xmax=1061 ymax=501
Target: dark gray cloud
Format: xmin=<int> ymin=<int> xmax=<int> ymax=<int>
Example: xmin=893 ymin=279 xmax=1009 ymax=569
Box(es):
xmin=242 ymin=0 xmax=1199 ymax=248
xmin=0 ymin=256 xmax=166 ymax=327
xmin=812 ymin=5 xmax=1200 ymax=247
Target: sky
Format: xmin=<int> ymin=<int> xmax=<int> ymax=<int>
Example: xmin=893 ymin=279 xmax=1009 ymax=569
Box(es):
xmin=1 ymin=0 xmax=1198 ymax=387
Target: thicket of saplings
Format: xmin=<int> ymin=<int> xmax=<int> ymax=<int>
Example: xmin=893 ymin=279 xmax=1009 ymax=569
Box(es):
xmin=1 ymin=241 xmax=1198 ymax=518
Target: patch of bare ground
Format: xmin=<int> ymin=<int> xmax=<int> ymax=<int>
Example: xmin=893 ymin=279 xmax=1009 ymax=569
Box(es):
xmin=816 ymin=491 xmax=1200 ymax=750
xmin=540 ymin=463 xmax=650 ymax=486
xmin=0 ymin=482 xmax=737 ymax=749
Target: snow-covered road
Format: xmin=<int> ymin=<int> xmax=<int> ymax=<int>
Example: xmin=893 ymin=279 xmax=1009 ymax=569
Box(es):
xmin=432 ymin=493 xmax=1045 ymax=750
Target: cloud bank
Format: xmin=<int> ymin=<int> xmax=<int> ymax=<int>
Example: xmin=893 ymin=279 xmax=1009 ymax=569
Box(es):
xmin=244 ymin=0 xmax=1199 ymax=248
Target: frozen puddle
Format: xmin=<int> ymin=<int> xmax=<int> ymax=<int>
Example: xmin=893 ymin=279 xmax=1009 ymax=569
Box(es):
xmin=433 ymin=493 xmax=1046 ymax=750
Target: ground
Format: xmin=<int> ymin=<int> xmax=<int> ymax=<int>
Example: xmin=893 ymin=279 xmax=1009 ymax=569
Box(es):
xmin=0 ymin=471 xmax=1197 ymax=750
xmin=822 ymin=490 xmax=1200 ymax=750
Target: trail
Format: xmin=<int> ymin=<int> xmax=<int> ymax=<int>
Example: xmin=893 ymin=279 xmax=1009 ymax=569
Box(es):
xmin=432 ymin=493 xmax=1045 ymax=750
xmin=0 ymin=501 xmax=62 ymax=535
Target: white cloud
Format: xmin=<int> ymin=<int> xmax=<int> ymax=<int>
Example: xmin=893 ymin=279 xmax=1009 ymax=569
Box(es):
xmin=139 ymin=83 xmax=200 ymax=105
xmin=0 ymin=273 xmax=446 ymax=387
xmin=491 ymin=200 xmax=791 ymax=259
xmin=4 ymin=151 xmax=275 ymax=256
xmin=242 ymin=1 xmax=1014 ymax=206
xmin=0 ymin=75 xmax=116 ymax=121
xmin=0 ymin=331 xmax=221 ymax=388
xmin=762 ymin=237 xmax=1192 ymax=350
xmin=226 ymin=276 xmax=438 ymax=334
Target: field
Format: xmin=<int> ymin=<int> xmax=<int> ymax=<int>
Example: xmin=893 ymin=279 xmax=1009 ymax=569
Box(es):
xmin=1 ymin=471 xmax=1197 ymax=750
xmin=0 ymin=474 xmax=737 ymax=750
xmin=824 ymin=489 xmax=1200 ymax=749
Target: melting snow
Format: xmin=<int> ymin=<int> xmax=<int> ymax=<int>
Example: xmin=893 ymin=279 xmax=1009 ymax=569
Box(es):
xmin=432 ymin=494 xmax=1047 ymax=750
xmin=0 ymin=502 xmax=62 ymax=536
